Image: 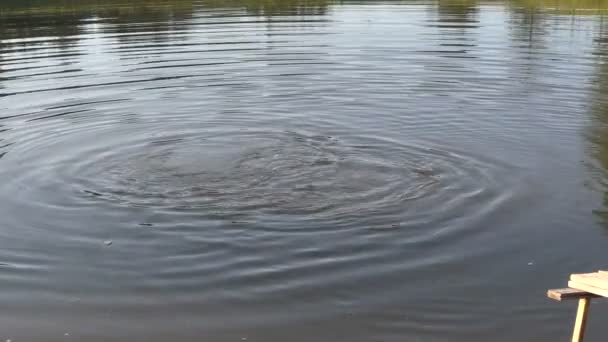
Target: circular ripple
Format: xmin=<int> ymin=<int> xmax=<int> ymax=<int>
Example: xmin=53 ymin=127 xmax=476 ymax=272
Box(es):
xmin=7 ymin=126 xmax=509 ymax=228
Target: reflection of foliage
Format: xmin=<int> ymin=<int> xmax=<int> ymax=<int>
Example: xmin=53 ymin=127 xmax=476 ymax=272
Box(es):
xmin=0 ymin=0 xmax=330 ymax=42
xmin=0 ymin=0 xmax=198 ymax=42
xmin=509 ymin=7 xmax=548 ymax=49
xmin=0 ymin=0 xmax=196 ymax=14
xmin=587 ymin=20 xmax=608 ymax=222
xmin=1 ymin=0 xmax=606 ymax=18
xmin=0 ymin=0 xmax=329 ymax=16
xmin=513 ymin=0 xmax=608 ymax=14
xmin=0 ymin=13 xmax=83 ymax=42
xmin=205 ymin=0 xmax=330 ymax=15
xmin=437 ymin=0 xmax=479 ymax=20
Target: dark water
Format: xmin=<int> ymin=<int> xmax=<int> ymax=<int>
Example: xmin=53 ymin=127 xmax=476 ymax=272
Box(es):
xmin=1 ymin=0 xmax=608 ymax=341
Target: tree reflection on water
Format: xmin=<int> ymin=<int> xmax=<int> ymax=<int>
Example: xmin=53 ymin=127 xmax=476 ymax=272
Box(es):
xmin=586 ymin=16 xmax=608 ymax=222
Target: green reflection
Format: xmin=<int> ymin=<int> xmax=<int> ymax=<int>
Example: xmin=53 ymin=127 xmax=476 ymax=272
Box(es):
xmin=586 ymin=17 xmax=608 ymax=221
xmin=0 ymin=1 xmax=195 ymax=43
xmin=204 ymin=0 xmax=329 ymax=15
xmin=513 ymin=0 xmax=608 ymax=14
xmin=432 ymin=0 xmax=480 ymax=60
xmin=2 ymin=0 xmax=607 ymax=43
xmin=0 ymin=0 xmax=330 ymax=16
xmin=0 ymin=0 xmax=330 ymax=42
xmin=437 ymin=0 xmax=479 ymax=20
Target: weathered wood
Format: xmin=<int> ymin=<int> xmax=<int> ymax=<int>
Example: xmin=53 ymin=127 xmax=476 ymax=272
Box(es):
xmin=569 ymin=280 xmax=608 ymax=298
xmin=571 ymin=297 xmax=591 ymax=342
xmin=547 ymin=288 xmax=599 ymax=301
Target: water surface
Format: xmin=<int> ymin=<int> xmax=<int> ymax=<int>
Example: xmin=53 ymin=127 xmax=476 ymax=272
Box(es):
xmin=1 ymin=0 xmax=608 ymax=341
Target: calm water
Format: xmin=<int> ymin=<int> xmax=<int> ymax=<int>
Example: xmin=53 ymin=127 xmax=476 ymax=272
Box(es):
xmin=1 ymin=0 xmax=608 ymax=341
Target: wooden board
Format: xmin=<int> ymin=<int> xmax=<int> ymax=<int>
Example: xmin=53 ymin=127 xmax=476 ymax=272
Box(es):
xmin=569 ymin=280 xmax=608 ymax=298
xmin=570 ymin=272 xmax=608 ymax=291
xmin=547 ymin=288 xmax=599 ymax=301
xmin=572 ymin=298 xmax=591 ymax=342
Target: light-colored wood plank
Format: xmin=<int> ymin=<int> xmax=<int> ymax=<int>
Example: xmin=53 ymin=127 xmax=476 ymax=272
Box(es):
xmin=571 ymin=272 xmax=608 ymax=280
xmin=547 ymin=288 xmax=599 ymax=301
xmin=572 ymin=297 xmax=591 ymax=342
xmin=570 ymin=273 xmax=608 ymax=292
xmin=569 ymin=280 xmax=608 ymax=298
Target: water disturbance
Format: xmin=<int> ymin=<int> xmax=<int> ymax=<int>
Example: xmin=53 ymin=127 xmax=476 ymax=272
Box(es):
xmin=1 ymin=0 xmax=608 ymax=341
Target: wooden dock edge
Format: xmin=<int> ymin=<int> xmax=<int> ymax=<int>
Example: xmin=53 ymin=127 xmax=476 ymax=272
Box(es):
xmin=548 ymin=288 xmax=602 ymax=342
xmin=547 ymin=288 xmax=600 ymax=302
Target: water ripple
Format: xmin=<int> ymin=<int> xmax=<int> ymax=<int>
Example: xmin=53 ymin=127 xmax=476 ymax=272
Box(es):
xmin=0 ymin=1 xmax=606 ymax=341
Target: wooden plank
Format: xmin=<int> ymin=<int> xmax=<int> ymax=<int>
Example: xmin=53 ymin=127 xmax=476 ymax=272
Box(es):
xmin=572 ymin=297 xmax=591 ymax=342
xmin=569 ymin=280 xmax=608 ymax=298
xmin=570 ymin=273 xmax=608 ymax=291
xmin=547 ymin=288 xmax=599 ymax=301
xmin=571 ymin=272 xmax=608 ymax=281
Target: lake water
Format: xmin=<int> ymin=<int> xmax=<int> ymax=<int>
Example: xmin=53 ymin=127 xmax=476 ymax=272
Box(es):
xmin=1 ymin=0 xmax=608 ymax=341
